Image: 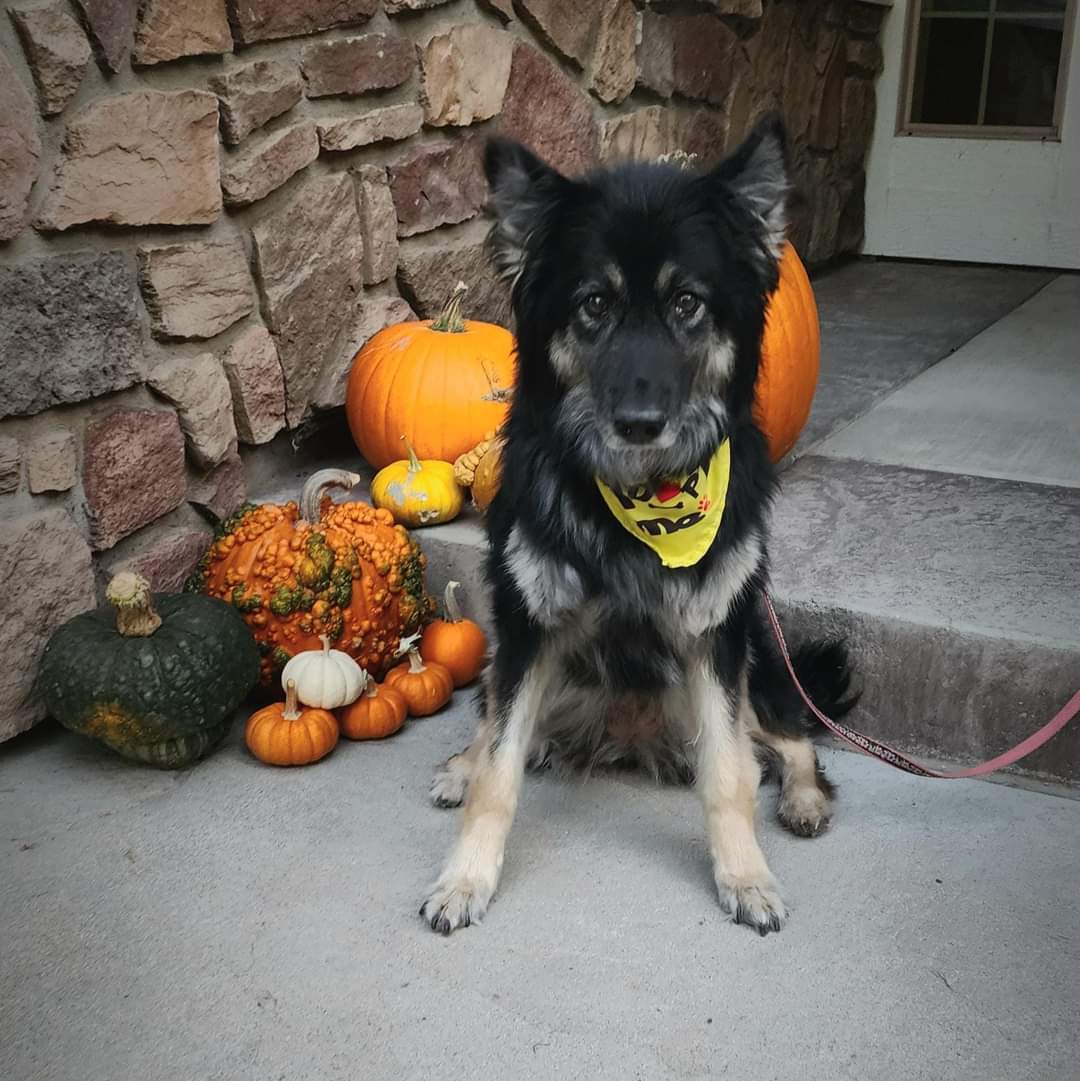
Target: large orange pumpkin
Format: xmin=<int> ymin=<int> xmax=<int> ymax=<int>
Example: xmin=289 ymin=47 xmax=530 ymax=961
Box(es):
xmin=755 ymin=244 xmax=820 ymax=462
xmin=188 ymin=469 xmax=433 ymax=684
xmin=345 ymin=282 xmax=516 ymax=470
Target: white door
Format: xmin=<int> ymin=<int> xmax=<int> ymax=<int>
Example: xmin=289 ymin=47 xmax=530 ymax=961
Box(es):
xmin=864 ymin=0 xmax=1080 ymax=268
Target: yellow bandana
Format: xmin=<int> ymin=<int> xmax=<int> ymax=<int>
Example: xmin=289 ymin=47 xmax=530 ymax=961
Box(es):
xmin=595 ymin=440 xmax=731 ymax=569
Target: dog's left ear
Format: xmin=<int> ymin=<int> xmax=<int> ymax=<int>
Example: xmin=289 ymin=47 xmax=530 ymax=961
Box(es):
xmin=485 ymin=137 xmax=571 ymax=286
xmin=709 ymin=113 xmax=791 ymax=266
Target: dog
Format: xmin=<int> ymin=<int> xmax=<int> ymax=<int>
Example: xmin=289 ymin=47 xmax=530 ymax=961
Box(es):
xmin=420 ymin=114 xmax=856 ymax=936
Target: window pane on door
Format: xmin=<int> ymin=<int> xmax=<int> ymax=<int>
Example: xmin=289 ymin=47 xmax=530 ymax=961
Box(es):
xmin=984 ymin=15 xmax=1066 ymax=125
xmin=996 ymin=1 xmax=1066 ymax=13
xmin=911 ymin=17 xmax=989 ymax=124
xmin=923 ymin=0 xmax=990 ymax=10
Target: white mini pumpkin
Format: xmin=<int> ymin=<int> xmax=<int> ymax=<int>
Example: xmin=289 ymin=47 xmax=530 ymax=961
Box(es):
xmin=281 ymin=635 xmax=367 ymax=709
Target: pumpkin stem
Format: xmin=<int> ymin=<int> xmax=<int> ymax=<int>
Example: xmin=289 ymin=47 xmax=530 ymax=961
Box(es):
xmin=400 ymin=436 xmax=422 ymax=474
xmin=106 ymin=572 xmax=162 ymax=637
xmin=319 ymin=634 xmax=332 ymax=655
xmin=283 ymin=679 xmax=302 ymax=721
xmin=407 ymin=648 xmax=426 ymax=675
xmin=443 ymin=580 xmax=464 ymax=623
xmin=430 ymin=281 xmax=468 ymax=334
xmin=299 ymin=468 xmax=363 ymax=525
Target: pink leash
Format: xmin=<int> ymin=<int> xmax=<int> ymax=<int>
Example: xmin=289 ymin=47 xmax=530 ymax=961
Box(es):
xmin=762 ymin=592 xmax=1080 ymax=779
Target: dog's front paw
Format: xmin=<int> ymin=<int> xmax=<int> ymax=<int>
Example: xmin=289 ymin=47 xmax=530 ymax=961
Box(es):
xmin=429 ymin=755 xmax=470 ymax=808
xmin=716 ymin=874 xmax=788 ymax=936
xmin=778 ymin=784 xmax=832 ymax=838
xmin=420 ymin=877 xmax=493 ymax=934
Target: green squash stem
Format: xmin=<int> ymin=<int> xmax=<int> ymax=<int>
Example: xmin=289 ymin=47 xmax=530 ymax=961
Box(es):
xmin=299 ymin=468 xmax=363 ymax=525
xmin=106 ymin=573 xmax=162 ymax=637
xmin=429 ymin=281 xmax=468 ymax=333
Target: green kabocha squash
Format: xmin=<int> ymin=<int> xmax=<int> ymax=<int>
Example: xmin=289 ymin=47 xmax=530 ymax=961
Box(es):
xmin=38 ymin=572 xmax=260 ymax=768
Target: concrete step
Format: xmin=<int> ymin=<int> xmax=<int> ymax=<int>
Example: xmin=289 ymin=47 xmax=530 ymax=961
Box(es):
xmin=798 ymin=260 xmax=1055 ymax=451
xmin=770 ymin=455 xmax=1080 ymax=786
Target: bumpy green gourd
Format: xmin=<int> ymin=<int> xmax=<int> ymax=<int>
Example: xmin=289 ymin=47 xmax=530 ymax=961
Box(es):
xmin=38 ymin=572 xmax=259 ymax=768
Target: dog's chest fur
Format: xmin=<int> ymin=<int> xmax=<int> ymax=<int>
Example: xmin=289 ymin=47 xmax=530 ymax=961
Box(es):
xmin=503 ymin=523 xmax=762 ymax=692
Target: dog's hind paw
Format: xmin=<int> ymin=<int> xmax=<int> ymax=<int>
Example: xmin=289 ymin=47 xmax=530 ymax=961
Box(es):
xmin=716 ymin=874 xmax=788 ymax=936
xmin=420 ymin=878 xmax=492 ymax=934
xmin=777 ymin=784 xmax=832 ymax=838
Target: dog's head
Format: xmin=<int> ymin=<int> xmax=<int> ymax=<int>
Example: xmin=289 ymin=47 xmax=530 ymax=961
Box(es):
xmin=486 ymin=114 xmax=791 ymax=487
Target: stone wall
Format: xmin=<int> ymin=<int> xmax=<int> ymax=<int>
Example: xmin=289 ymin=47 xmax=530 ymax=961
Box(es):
xmin=0 ymin=0 xmax=885 ymax=741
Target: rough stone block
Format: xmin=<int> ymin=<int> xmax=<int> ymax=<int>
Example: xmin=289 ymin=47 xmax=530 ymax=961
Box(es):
xmin=209 ymin=59 xmax=303 ymax=145
xmin=220 ymin=123 xmax=319 ymax=207
xmin=148 ymin=354 xmax=238 ymax=470
xmin=83 ymin=409 xmax=187 ymax=550
xmin=0 ymin=252 xmax=142 ymax=420
xmin=317 ymin=104 xmax=422 ymax=152
xmin=397 ymin=228 xmax=511 ymax=326
xmin=847 ymin=38 xmax=883 ymax=77
xmin=478 ymin=0 xmax=513 ymax=20
xmin=0 ymin=509 xmax=96 ymax=740
xmin=188 ymin=450 xmax=246 ymax=521
xmin=499 ymin=41 xmax=598 ymax=175
xmin=637 ymin=10 xmax=739 ymax=106
xmin=35 ymin=90 xmax=222 ymax=231
xmin=27 ymin=431 xmax=77 ymax=494
xmin=517 ymin=0 xmax=592 ymax=66
xmin=226 ymin=0 xmax=377 ymax=45
xmin=420 ymin=23 xmax=514 ymax=127
xmin=72 ymin=0 xmax=135 ymax=72
xmin=251 ymin=174 xmax=363 ymax=425
xmin=311 ymin=294 xmax=416 ymax=410
xmin=388 ymin=137 xmax=486 ymax=237
xmin=353 ymin=165 xmax=399 ymax=285
xmin=588 ymin=0 xmax=638 ymax=104
xmin=0 ymin=437 xmax=20 ymax=494
xmin=138 ymin=239 xmax=254 ymax=341
xmin=9 ymin=1 xmax=91 ymax=116
xmin=0 ymin=49 xmax=40 ymax=241
xmin=385 ymin=0 xmax=454 ymax=11
xmin=301 ymin=34 xmax=415 ymax=98
xmin=222 ymin=326 xmax=287 ymax=445
xmin=133 ymin=0 xmax=232 ymax=66
xmin=105 ymin=526 xmax=212 ymax=593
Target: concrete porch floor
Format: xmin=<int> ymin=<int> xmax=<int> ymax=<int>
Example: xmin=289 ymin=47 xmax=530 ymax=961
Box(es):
xmin=3 ymin=258 xmax=1080 ymax=1081
xmin=2 ymin=700 xmax=1079 ymax=1081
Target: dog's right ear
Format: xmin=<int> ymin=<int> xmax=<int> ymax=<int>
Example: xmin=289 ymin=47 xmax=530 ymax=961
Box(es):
xmin=485 ymin=137 xmax=569 ymax=286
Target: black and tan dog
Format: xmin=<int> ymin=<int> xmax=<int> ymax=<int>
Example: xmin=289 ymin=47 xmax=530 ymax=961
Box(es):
xmin=420 ymin=115 xmax=856 ymax=936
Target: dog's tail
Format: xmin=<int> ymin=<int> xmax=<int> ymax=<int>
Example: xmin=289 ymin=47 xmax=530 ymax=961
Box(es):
xmin=748 ymin=609 xmax=859 ymax=740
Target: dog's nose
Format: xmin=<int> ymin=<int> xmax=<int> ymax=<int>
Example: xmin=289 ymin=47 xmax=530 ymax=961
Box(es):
xmin=613 ymin=408 xmax=667 ymax=444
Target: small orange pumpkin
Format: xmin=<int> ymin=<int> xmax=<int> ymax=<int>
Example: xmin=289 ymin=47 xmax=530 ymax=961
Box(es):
xmin=755 ymin=244 xmax=820 ymax=463
xmin=338 ymin=680 xmax=408 ymax=740
xmin=245 ymin=679 xmax=339 ymax=766
xmin=345 ymin=282 xmax=516 ymax=470
xmin=420 ymin=580 xmax=487 ymax=688
xmin=384 ymin=634 xmax=454 ymax=717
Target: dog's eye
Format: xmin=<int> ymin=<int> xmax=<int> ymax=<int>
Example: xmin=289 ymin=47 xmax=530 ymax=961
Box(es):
xmin=582 ymin=294 xmax=608 ymax=319
xmin=673 ymin=292 xmax=701 ymax=319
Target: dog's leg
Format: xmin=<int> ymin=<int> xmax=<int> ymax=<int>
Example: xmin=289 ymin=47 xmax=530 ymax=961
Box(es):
xmin=430 ymin=731 xmax=487 ymax=808
xmin=420 ymin=656 xmax=548 ymax=934
xmin=748 ymin=709 xmax=835 ymax=837
xmin=690 ymin=660 xmax=787 ymax=935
